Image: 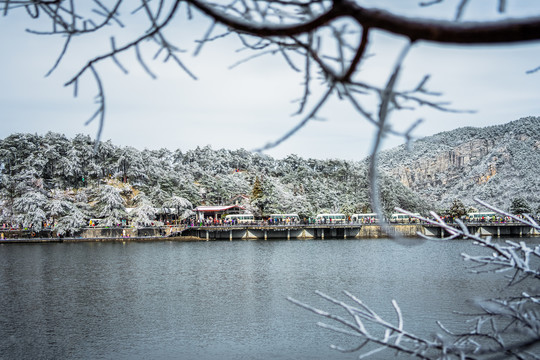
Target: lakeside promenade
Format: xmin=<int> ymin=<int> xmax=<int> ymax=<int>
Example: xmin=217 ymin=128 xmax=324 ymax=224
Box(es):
xmin=1 ymin=222 xmax=539 ymax=243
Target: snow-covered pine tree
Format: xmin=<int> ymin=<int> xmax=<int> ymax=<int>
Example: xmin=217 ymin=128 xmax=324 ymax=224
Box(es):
xmin=13 ymin=191 xmax=48 ymax=231
xmin=129 ymin=193 xmax=159 ymax=228
xmin=251 ymin=176 xmax=263 ymax=201
xmin=47 ymin=189 xmax=88 ymax=236
xmin=449 ymin=199 xmax=467 ymax=219
xmin=94 ymin=184 xmax=127 ymax=227
xmin=47 ymin=190 xmax=74 ymax=224
xmin=54 ymin=206 xmax=87 ymax=236
xmin=162 ymin=195 xmax=193 ymax=223
xmin=510 ymin=197 xmax=532 ymax=215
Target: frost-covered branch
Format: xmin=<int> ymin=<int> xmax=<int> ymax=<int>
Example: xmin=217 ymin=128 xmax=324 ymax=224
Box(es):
xmin=367 ymin=42 xmax=414 ymax=243
xmin=288 ymin=291 xmax=439 ymax=359
xmin=290 ymin=201 xmax=540 ymax=359
xmin=5 ymin=0 xmax=540 ymax=150
xmin=474 ymin=198 xmax=540 ymax=230
xmin=289 ymin=287 xmax=540 ymax=359
xmin=395 ymin=200 xmax=540 ymax=283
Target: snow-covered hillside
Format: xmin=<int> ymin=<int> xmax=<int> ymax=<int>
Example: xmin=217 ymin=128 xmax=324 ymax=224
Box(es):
xmin=0 ymin=133 xmax=427 ymax=232
xmin=2 ymin=116 xmax=535 ymax=234
xmin=377 ymin=116 xmax=540 ymax=210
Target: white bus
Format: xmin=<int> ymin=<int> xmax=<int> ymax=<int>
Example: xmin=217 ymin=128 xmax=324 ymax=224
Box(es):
xmin=467 ymin=212 xmax=497 ymax=222
xmin=351 ymin=213 xmax=378 ymax=223
xmin=268 ymin=214 xmax=300 ymax=223
xmin=224 ymin=214 xmax=255 ymax=224
xmin=390 ymin=213 xmax=421 ymax=223
xmin=316 ymin=213 xmax=346 ymax=224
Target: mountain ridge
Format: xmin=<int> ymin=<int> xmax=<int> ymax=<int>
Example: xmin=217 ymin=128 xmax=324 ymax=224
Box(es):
xmin=376 ymin=116 xmax=540 ymax=210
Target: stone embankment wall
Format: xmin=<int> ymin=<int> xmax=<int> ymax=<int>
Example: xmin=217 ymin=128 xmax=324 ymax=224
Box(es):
xmin=80 ymin=227 xmax=164 ymax=238
xmin=2 ymin=224 xmax=538 ymax=242
xmin=0 ymin=227 xmax=169 ymax=240
xmin=358 ymin=224 xmax=423 ymax=238
xmin=182 ymin=224 xmax=426 ymax=240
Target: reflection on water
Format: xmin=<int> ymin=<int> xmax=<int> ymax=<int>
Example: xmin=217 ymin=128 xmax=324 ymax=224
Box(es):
xmin=1 ymin=238 xmax=537 ymax=359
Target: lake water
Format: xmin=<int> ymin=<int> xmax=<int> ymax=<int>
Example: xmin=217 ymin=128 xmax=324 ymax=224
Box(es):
xmin=1 ymin=238 xmax=537 ymax=360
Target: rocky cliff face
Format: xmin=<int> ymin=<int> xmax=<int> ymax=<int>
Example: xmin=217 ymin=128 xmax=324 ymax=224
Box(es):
xmin=376 ymin=117 xmax=540 ymax=210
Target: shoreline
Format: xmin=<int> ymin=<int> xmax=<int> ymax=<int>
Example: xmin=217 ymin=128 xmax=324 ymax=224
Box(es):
xmin=2 ymin=223 xmax=539 ymax=244
xmin=0 ymin=236 xmax=202 ymax=244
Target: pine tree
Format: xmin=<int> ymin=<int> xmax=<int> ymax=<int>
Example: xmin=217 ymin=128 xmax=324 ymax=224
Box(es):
xmin=251 ymin=176 xmax=263 ymax=201
xmin=47 ymin=190 xmax=73 ymax=223
xmin=47 ymin=190 xmax=88 ymax=236
xmin=449 ymin=199 xmax=467 ymax=219
xmin=163 ymin=195 xmax=193 ymax=223
xmin=55 ymin=207 xmax=87 ymax=236
xmin=94 ymin=184 xmax=127 ymax=227
xmin=510 ymin=197 xmax=532 ymax=215
xmin=129 ymin=194 xmax=158 ymax=228
xmin=250 ymin=176 xmax=275 ymax=216
xmin=13 ymin=191 xmax=48 ymax=231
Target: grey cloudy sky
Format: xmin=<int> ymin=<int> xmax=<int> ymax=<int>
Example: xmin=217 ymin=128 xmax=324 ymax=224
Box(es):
xmin=1 ymin=1 xmax=540 ymax=161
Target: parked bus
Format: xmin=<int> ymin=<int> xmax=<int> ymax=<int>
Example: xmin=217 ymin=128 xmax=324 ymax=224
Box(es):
xmin=268 ymin=214 xmax=300 ymax=224
xmin=316 ymin=213 xmax=346 ymax=224
xmin=390 ymin=213 xmax=421 ymax=223
xmin=224 ymin=214 xmax=255 ymax=224
xmin=467 ymin=212 xmax=497 ymax=222
xmin=351 ymin=213 xmax=378 ymax=223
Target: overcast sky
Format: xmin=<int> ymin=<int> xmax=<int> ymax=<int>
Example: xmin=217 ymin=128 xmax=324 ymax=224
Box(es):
xmin=1 ymin=1 xmax=540 ymax=161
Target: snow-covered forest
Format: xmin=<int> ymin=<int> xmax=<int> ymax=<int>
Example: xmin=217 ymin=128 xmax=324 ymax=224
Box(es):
xmin=2 ymin=116 xmax=538 ymax=234
xmin=0 ymin=132 xmax=427 ymax=233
